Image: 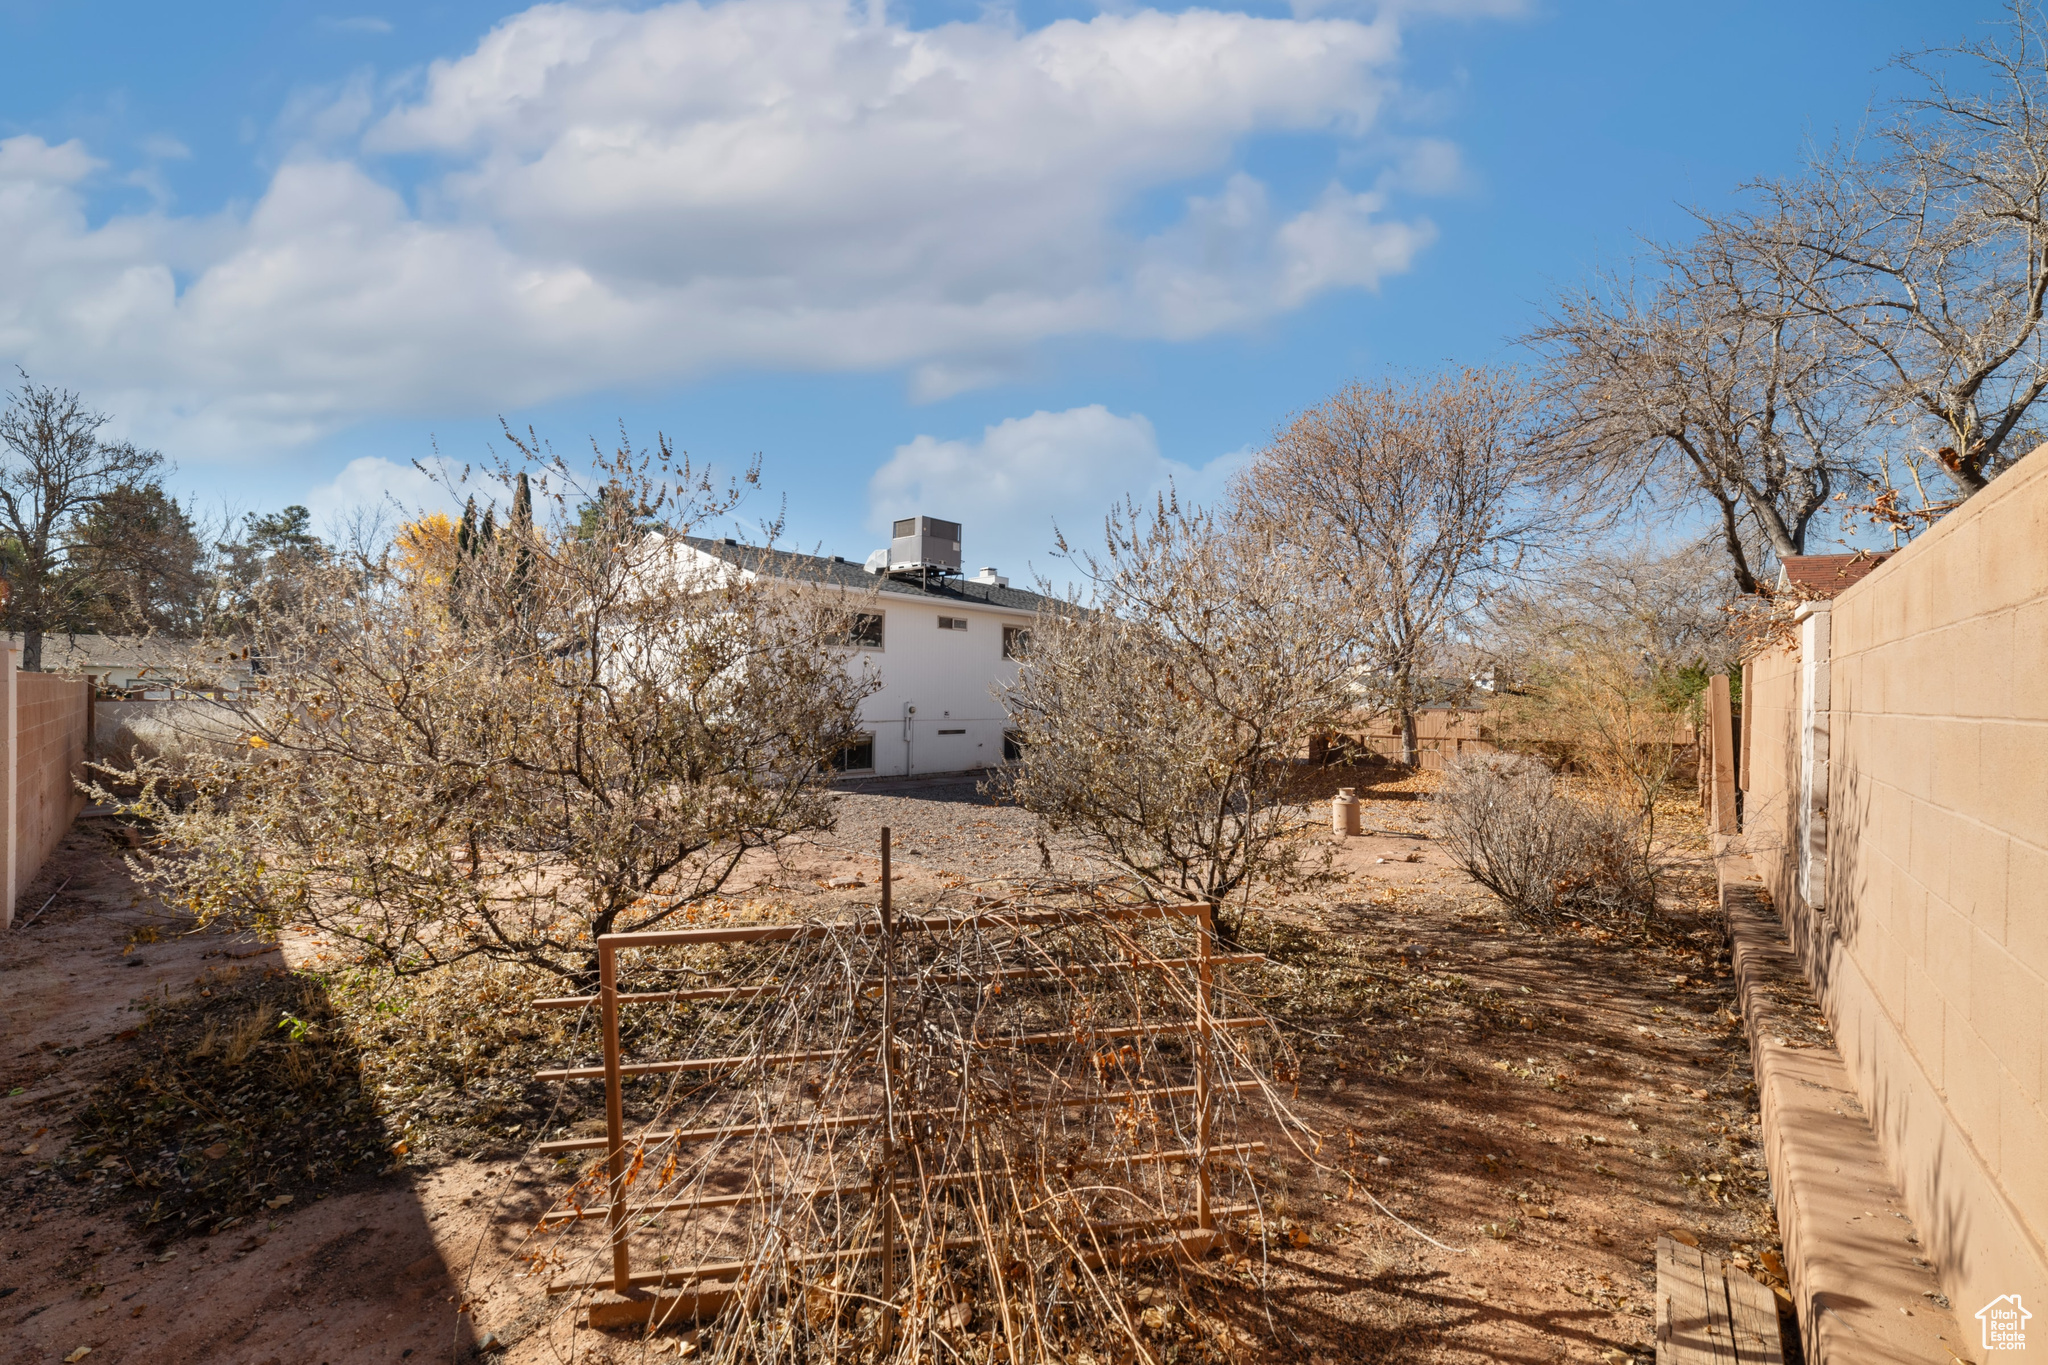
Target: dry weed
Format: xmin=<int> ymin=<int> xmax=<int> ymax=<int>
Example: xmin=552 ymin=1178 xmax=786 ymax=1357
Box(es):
xmin=494 ymin=903 xmax=1306 ymax=1365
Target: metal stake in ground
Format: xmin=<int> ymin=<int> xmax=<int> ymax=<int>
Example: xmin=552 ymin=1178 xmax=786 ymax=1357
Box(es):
xmin=599 ymin=936 xmax=632 ymax=1293
xmin=1197 ymin=899 xmax=1215 ymax=1235
xmin=878 ymin=825 xmax=898 ymax=1349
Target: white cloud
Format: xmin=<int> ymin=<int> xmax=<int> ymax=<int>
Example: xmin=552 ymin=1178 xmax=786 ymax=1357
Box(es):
xmin=0 ymin=0 xmax=1482 ymax=456
xmin=305 ymin=455 xmax=471 ymax=532
xmin=866 ymin=405 xmax=1249 ymax=580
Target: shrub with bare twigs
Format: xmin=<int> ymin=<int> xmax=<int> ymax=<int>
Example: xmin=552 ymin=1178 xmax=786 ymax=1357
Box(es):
xmin=993 ymin=494 xmax=1351 ymax=932
xmin=97 ymin=433 xmax=878 ymax=985
xmin=1436 ymin=755 xmax=1659 ymax=924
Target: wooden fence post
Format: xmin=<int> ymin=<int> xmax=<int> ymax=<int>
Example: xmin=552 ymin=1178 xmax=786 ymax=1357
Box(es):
xmin=1709 ymin=674 xmax=1738 ymax=836
xmin=1 ymin=648 xmax=15 ymax=930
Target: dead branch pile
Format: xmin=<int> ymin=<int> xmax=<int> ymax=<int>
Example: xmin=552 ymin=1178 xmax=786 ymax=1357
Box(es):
xmin=503 ymin=899 xmax=1301 ymax=1363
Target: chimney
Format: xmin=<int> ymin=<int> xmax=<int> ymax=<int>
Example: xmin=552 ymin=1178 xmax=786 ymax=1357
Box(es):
xmin=971 ymin=567 xmax=1008 ymax=587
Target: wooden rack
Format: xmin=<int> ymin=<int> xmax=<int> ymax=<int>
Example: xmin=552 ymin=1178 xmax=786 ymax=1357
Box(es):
xmin=527 ymin=828 xmax=1267 ymax=1328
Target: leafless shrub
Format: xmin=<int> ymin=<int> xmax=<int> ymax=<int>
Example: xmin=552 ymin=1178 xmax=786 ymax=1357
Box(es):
xmin=96 ymin=432 xmax=878 ymax=984
xmin=1482 ymin=543 xmax=1737 ymax=848
xmin=993 ymin=494 xmax=1351 ymax=930
xmin=1436 ymin=755 xmax=1658 ymax=924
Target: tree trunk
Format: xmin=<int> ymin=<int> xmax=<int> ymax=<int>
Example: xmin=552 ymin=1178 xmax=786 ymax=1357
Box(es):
xmin=1399 ymin=707 xmax=1418 ymax=768
xmin=20 ymin=628 xmax=41 ymax=672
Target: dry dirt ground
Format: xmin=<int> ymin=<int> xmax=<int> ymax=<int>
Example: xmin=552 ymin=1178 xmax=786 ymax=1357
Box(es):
xmin=0 ymin=772 xmax=1790 ymax=1365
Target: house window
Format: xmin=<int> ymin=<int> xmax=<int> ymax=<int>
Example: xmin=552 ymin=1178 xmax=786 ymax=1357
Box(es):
xmin=1003 ymin=729 xmax=1024 ymax=762
xmin=831 ymin=735 xmax=876 ymax=772
xmin=1002 ymin=626 xmax=1032 ymax=660
xmin=826 ymin=612 xmax=885 ymax=649
xmin=938 ymin=615 xmax=968 ymax=631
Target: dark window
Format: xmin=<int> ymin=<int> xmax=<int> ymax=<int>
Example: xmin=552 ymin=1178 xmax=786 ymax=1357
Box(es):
xmin=938 ymin=615 xmax=967 ymax=631
xmin=825 ymin=612 xmax=884 ymax=649
xmin=831 ymin=736 xmax=875 ymax=772
xmin=1002 ymin=626 xmax=1032 ymax=660
xmin=1003 ymin=729 xmax=1024 ymax=762
xmin=937 ymin=728 xmax=966 ymax=735
xmin=892 ymin=518 xmax=917 ymax=538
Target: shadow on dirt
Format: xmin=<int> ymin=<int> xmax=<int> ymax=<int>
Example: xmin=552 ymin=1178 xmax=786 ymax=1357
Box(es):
xmin=59 ymin=963 xmax=397 ymax=1245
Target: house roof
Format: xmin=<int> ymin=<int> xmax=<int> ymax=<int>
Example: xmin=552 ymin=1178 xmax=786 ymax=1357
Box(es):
xmin=5 ymin=633 xmax=247 ymax=672
xmin=677 ymin=536 xmax=1067 ymax=615
xmin=1777 ymin=553 xmax=1891 ymax=598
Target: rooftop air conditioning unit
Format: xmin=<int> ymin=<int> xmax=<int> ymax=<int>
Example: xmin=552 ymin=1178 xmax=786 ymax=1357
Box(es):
xmin=889 ymin=516 xmax=962 ymax=574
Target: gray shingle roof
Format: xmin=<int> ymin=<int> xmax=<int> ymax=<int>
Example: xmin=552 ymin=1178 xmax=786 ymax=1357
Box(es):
xmin=678 ymin=536 xmax=1066 ymax=615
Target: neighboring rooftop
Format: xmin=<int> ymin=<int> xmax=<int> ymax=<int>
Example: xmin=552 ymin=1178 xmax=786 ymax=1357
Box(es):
xmin=677 ymin=536 xmax=1066 ymax=614
xmin=1777 ymin=553 xmax=1891 ymax=599
xmin=3 ymin=633 xmax=252 ymax=690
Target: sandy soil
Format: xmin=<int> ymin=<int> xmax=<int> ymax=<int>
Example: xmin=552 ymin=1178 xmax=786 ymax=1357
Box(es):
xmin=0 ymin=773 xmax=1788 ymax=1365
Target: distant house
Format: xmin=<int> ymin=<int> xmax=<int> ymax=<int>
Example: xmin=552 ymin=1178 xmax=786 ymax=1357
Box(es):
xmin=3 ymin=634 xmax=252 ymax=696
xmin=669 ymin=518 xmax=1066 ymax=778
xmin=1777 ymin=553 xmax=1891 ymax=598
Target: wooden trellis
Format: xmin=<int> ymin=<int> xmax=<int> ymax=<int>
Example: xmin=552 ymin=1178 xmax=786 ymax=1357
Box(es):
xmin=526 ymin=828 xmax=1272 ymax=1332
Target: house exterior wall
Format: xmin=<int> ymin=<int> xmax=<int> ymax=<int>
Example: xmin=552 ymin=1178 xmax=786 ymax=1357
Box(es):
xmin=670 ymin=542 xmax=1031 ymax=778
xmin=1742 ymin=441 xmax=2048 ymax=1334
xmin=837 ymin=599 xmax=1027 ymax=777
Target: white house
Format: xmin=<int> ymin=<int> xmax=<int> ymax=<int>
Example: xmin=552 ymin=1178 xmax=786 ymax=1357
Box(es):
xmin=671 ymin=521 xmax=1064 ymax=778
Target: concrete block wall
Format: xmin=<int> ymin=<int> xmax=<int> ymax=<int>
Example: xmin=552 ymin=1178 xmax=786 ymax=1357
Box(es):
xmin=1743 ymin=443 xmax=2048 ymax=1341
xmin=0 ymin=651 xmax=92 ymax=929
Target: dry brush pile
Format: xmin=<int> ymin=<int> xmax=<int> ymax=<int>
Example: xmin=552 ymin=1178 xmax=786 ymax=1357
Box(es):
xmin=492 ymin=901 xmax=1309 ymax=1365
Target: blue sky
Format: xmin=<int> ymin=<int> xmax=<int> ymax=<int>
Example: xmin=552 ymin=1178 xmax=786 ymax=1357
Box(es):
xmin=0 ymin=0 xmax=1997 ymax=579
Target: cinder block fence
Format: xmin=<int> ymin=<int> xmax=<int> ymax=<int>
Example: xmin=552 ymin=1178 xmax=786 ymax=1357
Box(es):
xmin=1740 ymin=443 xmax=2048 ymax=1342
xmin=0 ymin=648 xmax=92 ymax=930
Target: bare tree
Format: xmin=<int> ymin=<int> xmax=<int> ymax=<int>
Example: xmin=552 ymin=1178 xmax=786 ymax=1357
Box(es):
xmin=0 ymin=373 xmax=166 ymax=668
xmin=1231 ymin=368 xmax=1556 ymax=765
xmin=1526 ymin=226 xmax=1871 ymax=592
xmin=1482 ymin=541 xmax=1739 ymax=838
xmin=996 ymin=493 xmax=1350 ymax=926
xmin=1742 ymin=3 xmax=2048 ymax=499
xmin=112 ymin=433 xmax=878 ymax=983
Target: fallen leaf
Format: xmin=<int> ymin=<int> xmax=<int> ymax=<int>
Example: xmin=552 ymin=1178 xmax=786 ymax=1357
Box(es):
xmin=1665 ymin=1228 xmax=1700 ymax=1248
xmin=202 ymin=1143 xmax=229 ymax=1160
xmin=64 ymin=1349 xmax=92 ymax=1363
xmin=1761 ymin=1250 xmax=1786 ymax=1278
xmin=264 ymin=1195 xmax=293 ymax=1210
